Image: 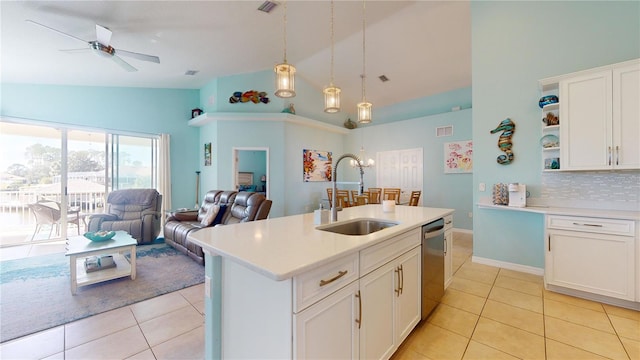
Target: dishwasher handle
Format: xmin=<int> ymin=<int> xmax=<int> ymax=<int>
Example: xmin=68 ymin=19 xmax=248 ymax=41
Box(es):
xmin=423 ymin=225 xmax=445 ymax=239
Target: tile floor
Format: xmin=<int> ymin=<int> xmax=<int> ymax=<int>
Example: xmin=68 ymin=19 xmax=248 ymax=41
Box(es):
xmin=1 ymin=232 xmax=639 ymax=359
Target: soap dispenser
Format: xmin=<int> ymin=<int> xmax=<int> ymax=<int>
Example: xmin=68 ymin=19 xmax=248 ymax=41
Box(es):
xmin=314 ymin=203 xmax=329 ymax=224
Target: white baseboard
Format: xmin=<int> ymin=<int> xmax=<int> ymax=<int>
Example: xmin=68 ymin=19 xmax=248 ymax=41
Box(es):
xmin=471 ymin=256 xmax=544 ymax=276
xmin=545 ymin=283 xmax=640 ymax=311
xmin=453 ymin=228 xmax=472 ymax=235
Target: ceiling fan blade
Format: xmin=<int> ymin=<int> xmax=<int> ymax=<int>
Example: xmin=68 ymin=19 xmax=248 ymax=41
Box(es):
xmin=95 ymin=24 xmax=112 ymax=46
xmin=115 ymin=49 xmax=160 ymax=64
xmin=26 ymin=20 xmax=88 ymax=44
xmin=59 ymin=48 xmax=91 ymax=54
xmin=111 ymin=55 xmax=137 ymax=72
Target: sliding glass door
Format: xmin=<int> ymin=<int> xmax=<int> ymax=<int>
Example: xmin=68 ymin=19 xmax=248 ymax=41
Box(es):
xmin=0 ymin=120 xmax=159 ymax=247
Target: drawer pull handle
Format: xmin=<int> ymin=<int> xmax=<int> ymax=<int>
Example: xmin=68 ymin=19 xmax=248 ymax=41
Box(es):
xmin=399 ymin=264 xmax=404 ymax=295
xmin=319 ymin=270 xmax=348 ymax=287
xmin=355 ymin=290 xmax=362 ymax=329
xmin=572 ymin=222 xmax=603 ymax=227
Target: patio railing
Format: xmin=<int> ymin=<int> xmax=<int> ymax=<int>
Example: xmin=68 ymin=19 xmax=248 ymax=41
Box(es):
xmin=0 ymin=190 xmax=106 ymax=247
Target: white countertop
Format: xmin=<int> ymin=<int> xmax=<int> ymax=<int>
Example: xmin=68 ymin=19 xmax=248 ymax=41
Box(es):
xmin=188 ymin=205 xmax=454 ymax=281
xmin=477 ymin=200 xmax=640 ymax=221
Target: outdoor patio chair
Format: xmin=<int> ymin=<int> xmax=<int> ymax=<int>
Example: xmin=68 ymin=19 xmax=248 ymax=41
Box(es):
xmin=27 ymin=200 xmax=81 ymax=241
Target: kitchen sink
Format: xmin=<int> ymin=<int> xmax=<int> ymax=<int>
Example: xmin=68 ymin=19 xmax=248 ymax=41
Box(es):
xmin=317 ymin=218 xmax=399 ymax=236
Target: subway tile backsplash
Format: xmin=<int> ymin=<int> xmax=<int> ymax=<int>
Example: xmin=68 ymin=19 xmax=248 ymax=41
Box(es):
xmin=541 ymin=171 xmax=640 ymax=211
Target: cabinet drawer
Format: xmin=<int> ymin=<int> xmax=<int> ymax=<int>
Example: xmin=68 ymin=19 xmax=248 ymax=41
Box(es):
xmin=360 ymin=228 xmax=421 ymax=276
xmin=293 ymin=253 xmax=359 ymax=313
xmin=547 ymin=215 xmax=635 ymax=236
xmin=444 ymin=214 xmax=453 ymax=230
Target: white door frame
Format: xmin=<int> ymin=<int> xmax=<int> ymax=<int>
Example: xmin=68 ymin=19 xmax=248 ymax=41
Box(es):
xmin=232 ymin=147 xmax=270 ymax=198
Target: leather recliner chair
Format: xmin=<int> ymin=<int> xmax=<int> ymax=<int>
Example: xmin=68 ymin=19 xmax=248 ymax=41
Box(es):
xmin=164 ymin=190 xmax=272 ymax=265
xmin=87 ymin=188 xmax=162 ymax=244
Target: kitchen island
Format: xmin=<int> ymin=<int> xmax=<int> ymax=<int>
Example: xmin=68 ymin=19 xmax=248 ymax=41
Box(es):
xmin=188 ymin=204 xmax=454 ymax=359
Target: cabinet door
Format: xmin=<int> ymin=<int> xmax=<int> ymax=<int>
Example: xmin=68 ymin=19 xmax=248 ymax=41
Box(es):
xmin=294 ymin=281 xmax=360 ymax=360
xmin=359 ymin=261 xmax=396 ymax=360
xmin=444 ymin=229 xmax=453 ymax=288
xmin=613 ymin=62 xmax=640 ymax=169
xmin=560 ymin=70 xmax=613 ymax=170
xmin=546 ymin=230 xmax=635 ymax=301
xmin=395 ymin=247 xmax=421 ymax=345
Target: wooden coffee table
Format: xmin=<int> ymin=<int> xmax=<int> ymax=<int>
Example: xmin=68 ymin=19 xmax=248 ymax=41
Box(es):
xmin=65 ymin=231 xmax=137 ymax=295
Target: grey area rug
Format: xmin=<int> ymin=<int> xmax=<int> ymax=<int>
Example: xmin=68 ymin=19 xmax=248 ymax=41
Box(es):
xmin=0 ymin=243 xmax=205 ymax=343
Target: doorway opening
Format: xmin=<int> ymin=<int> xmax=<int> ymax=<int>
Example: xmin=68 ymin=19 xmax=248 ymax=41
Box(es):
xmin=232 ymin=147 xmax=269 ymax=198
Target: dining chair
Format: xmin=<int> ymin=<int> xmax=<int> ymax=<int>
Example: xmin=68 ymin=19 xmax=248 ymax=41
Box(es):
xmin=336 ymin=190 xmax=352 ymax=208
xmin=382 ymin=188 xmax=401 ymax=204
xmin=409 ymin=190 xmax=421 ymax=206
xmin=368 ymin=188 xmax=381 ymax=204
xmin=351 ymin=190 xmax=369 ymax=206
xmin=326 ymin=188 xmax=333 ymax=208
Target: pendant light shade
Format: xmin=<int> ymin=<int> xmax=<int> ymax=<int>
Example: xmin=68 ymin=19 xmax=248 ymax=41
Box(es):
xmin=357 ymin=99 xmax=372 ymax=124
xmin=323 ymin=85 xmax=341 ymax=113
xmin=323 ymin=0 xmax=341 ymax=113
xmin=357 ymin=0 xmax=372 ymax=124
xmin=275 ymin=63 xmax=296 ymax=98
xmin=275 ymin=0 xmax=296 ymax=98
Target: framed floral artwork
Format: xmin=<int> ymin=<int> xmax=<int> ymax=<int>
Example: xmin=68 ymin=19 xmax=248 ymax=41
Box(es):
xmin=444 ymin=140 xmax=473 ymax=173
xmin=303 ymin=149 xmax=332 ymax=182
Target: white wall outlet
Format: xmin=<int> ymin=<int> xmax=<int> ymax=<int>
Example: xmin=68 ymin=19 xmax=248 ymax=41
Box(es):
xmin=479 ymin=183 xmax=486 ymax=192
xmin=468 ymin=212 xmax=473 ymax=218
xmin=204 ymin=275 xmax=211 ymax=298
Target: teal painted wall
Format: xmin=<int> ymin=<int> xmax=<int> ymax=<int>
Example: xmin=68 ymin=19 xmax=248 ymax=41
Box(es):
xmin=0 ymin=83 xmax=200 ymax=209
xmin=345 ymin=109 xmax=473 ymax=230
xmin=471 ymin=1 xmax=640 ymax=268
xmin=374 ymin=87 xmax=472 ymax=124
xmin=200 ymin=70 xmax=349 ymax=126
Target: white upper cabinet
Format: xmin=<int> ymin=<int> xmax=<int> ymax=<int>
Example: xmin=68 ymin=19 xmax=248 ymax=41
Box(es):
xmin=559 ymin=59 xmax=639 ymax=171
xmin=613 ymin=62 xmax=640 ymax=169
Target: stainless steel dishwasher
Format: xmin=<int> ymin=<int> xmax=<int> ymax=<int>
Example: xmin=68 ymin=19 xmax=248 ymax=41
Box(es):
xmin=421 ymin=218 xmax=445 ymax=320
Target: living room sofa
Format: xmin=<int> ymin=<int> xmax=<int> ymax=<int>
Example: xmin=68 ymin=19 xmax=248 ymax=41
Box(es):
xmin=164 ymin=190 xmax=272 ymax=265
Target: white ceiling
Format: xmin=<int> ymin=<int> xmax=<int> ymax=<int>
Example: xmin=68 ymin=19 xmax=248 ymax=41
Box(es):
xmin=1 ymin=1 xmax=471 ymax=114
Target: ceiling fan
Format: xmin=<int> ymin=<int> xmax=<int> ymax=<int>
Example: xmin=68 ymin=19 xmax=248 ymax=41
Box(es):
xmin=26 ymin=20 xmax=160 ymax=72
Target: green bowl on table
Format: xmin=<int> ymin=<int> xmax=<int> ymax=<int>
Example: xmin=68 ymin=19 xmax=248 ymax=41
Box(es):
xmin=84 ymin=231 xmax=116 ymax=242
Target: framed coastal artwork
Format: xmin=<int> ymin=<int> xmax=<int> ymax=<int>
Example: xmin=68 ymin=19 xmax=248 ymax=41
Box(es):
xmin=444 ymin=140 xmax=473 ymax=174
xmin=303 ymin=149 xmax=332 ymax=182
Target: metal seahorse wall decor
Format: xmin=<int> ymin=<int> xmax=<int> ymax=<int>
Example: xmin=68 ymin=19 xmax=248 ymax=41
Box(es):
xmin=490 ymin=118 xmax=516 ymax=165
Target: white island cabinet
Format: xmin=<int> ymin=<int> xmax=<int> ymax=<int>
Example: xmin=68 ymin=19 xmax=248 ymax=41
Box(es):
xmin=189 ymin=205 xmax=453 ymax=360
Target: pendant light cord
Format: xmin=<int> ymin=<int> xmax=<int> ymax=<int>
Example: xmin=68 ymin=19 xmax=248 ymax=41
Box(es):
xmin=361 ymin=0 xmax=367 ymax=101
xmin=330 ymin=0 xmax=335 ymax=86
xmin=283 ymin=0 xmax=288 ymax=64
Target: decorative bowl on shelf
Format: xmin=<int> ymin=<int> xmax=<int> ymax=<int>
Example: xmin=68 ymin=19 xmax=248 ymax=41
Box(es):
xmin=539 ymin=95 xmax=559 ymax=108
xmin=84 ymin=231 xmax=116 ymax=242
xmin=540 ymin=134 xmax=559 ymax=148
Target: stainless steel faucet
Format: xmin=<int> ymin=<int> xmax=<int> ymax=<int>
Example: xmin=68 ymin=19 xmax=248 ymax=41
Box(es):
xmin=331 ymin=153 xmax=365 ymax=222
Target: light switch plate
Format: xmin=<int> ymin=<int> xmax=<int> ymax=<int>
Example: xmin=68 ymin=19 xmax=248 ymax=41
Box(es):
xmin=479 ymin=183 xmax=486 ymax=192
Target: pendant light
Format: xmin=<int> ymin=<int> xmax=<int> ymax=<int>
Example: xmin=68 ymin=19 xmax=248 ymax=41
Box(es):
xmin=274 ymin=0 xmax=296 ymax=98
xmin=323 ymin=0 xmax=341 ymax=113
xmin=357 ymin=0 xmax=372 ymax=124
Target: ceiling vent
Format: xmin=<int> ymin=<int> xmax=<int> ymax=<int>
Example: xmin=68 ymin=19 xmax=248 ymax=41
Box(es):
xmin=378 ymin=75 xmax=389 ymax=82
xmin=258 ymin=1 xmax=278 ymax=13
xmin=184 ymin=70 xmax=199 ymax=76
